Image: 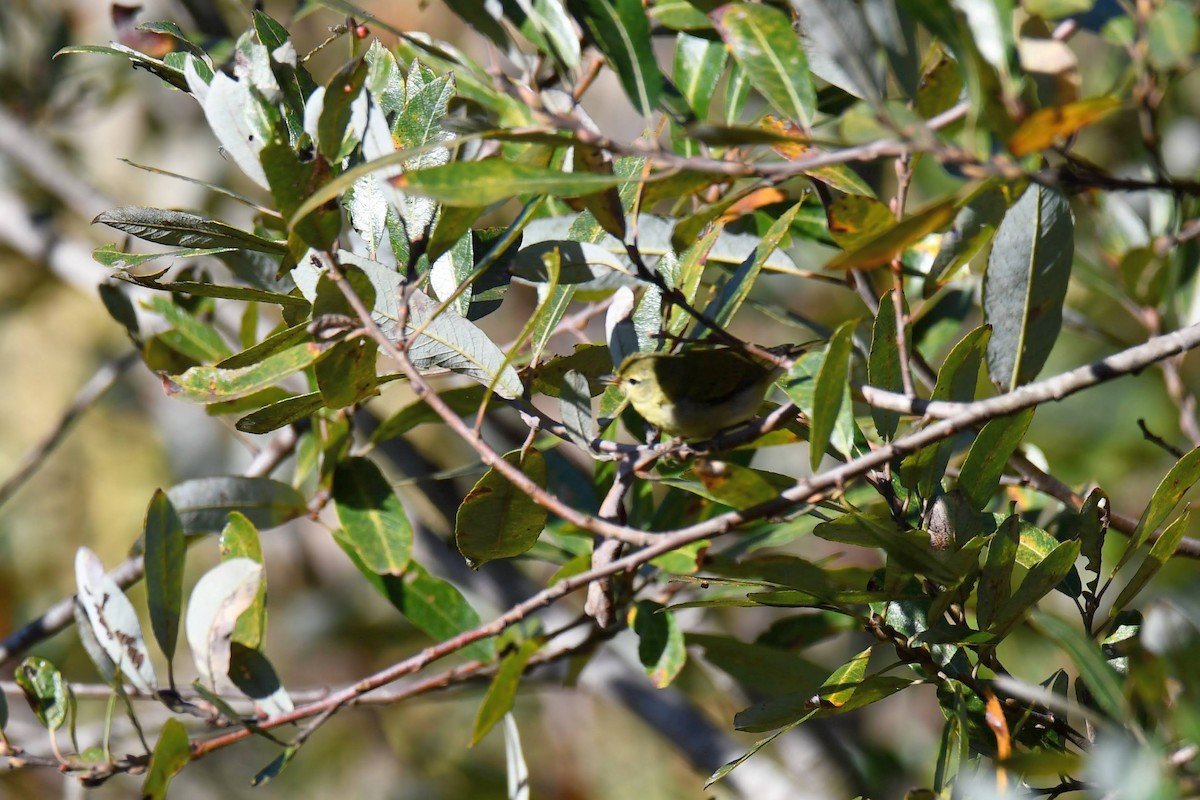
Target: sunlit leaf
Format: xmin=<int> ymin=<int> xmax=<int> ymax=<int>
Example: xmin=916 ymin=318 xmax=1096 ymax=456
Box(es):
xmin=712 ymin=3 xmax=816 ymax=128
xmin=75 ymin=547 xmax=158 ymax=693
xmin=333 ymin=457 xmax=413 ymax=575
xmin=186 ymin=558 xmax=264 ymax=687
xmin=471 ymin=639 xmax=540 ymax=745
xmin=142 ymin=718 xmax=192 ymax=799
xmin=629 ymin=601 xmax=687 ymax=688
xmin=456 ymin=449 xmax=549 ymax=567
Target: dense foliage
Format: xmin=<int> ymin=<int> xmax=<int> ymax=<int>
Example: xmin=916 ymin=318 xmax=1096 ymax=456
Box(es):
xmin=2 ymin=0 xmax=1200 ymax=797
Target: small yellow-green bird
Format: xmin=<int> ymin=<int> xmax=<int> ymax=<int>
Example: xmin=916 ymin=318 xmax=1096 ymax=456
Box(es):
xmin=612 ymin=345 xmax=805 ymax=439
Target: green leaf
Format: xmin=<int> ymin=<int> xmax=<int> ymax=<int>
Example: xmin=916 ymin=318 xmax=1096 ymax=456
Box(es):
xmin=251 ymin=746 xmax=300 ymax=786
xmin=313 ymin=271 xmax=379 ymax=409
xmin=236 ymin=392 xmax=325 ymax=434
xmin=1112 ymin=508 xmax=1192 ymax=615
xmin=166 ymin=476 xmax=307 ymax=534
xmin=94 ymin=207 xmax=286 ymax=254
xmin=810 ymin=319 xmax=857 ymax=470
xmin=471 ymin=639 xmax=540 ymax=745
xmin=559 ymin=369 xmax=596 ymax=450
xmin=391 ymin=160 xmax=628 ymax=207
xmin=371 ymin=385 xmax=489 ymax=441
xmin=924 ymin=183 xmax=1007 ymax=297
xmin=977 ymin=513 xmax=1019 ymax=630
xmin=1032 ymin=612 xmax=1127 ymax=720
xmin=333 ymin=457 xmax=413 ymax=576
xmin=403 ymin=288 xmax=525 ymax=400
xmin=989 ymin=539 xmax=1081 ymax=637
xmin=142 ymin=718 xmax=192 ymax=800
xmin=868 ymin=290 xmax=906 ymax=440
xmin=1122 ymin=446 xmax=1200 ymax=565
xmin=688 ymin=633 xmax=828 ymax=697
xmin=186 ymin=558 xmax=264 ymax=687
xmin=569 ymin=0 xmax=665 ymax=117
xmin=706 ymin=715 xmax=814 ymax=787
xmin=630 ymin=601 xmax=687 ymax=688
xmin=793 ymin=0 xmax=883 ymax=102
xmin=456 ymin=449 xmax=549 ymax=567
xmin=228 ymin=644 xmax=293 ymax=718
xmin=674 ymin=32 xmax=727 ymax=129
xmin=711 ymin=3 xmax=816 ymax=128
xmin=163 ymin=342 xmax=322 ymax=403
xmin=55 ymin=42 xmax=190 ymax=91
xmin=219 ymin=513 xmax=267 ymax=650
xmin=15 ymin=658 xmax=70 ymax=730
xmin=317 ymin=57 xmax=369 ymax=160
xmin=1147 ymin=0 xmax=1198 ymax=72
xmin=984 ymin=184 xmax=1074 ymax=391
xmin=697 ymin=201 xmax=803 ymax=337
xmin=904 ymin=326 xmax=990 ymax=498
xmin=957 ymin=408 xmax=1034 ymax=510
xmin=334 ymin=538 xmax=496 ymax=662
xmin=143 ymin=295 xmax=232 ymax=364
xmin=144 ymin=490 xmax=186 ymax=673
xmin=825 ymin=199 xmax=958 ymax=271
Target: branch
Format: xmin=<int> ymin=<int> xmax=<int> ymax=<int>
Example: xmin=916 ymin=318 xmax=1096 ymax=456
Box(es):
xmin=856 ymin=322 xmax=1200 ymax=420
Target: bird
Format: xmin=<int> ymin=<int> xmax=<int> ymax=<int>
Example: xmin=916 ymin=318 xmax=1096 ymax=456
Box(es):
xmin=611 ymin=344 xmax=807 ymax=439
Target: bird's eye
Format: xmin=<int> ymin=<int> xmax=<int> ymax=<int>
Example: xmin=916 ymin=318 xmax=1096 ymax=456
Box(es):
xmin=627 ymin=378 xmax=639 ymax=385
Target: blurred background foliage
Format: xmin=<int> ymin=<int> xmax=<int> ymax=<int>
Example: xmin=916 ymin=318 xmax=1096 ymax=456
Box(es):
xmin=0 ymin=0 xmax=1199 ymax=798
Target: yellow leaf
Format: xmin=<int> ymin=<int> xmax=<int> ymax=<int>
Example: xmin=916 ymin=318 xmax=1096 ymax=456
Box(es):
xmin=1008 ymin=97 xmax=1122 ymax=157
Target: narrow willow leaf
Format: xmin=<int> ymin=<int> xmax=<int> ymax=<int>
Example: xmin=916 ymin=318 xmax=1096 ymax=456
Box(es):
xmin=95 ymin=207 xmax=285 ymax=254
xmin=236 ymin=392 xmax=325 ymax=433
xmin=333 ymin=457 xmax=413 ymax=576
xmin=229 ymin=644 xmax=294 ymax=718
xmin=471 ymin=639 xmax=540 ymax=745
xmin=924 ymin=183 xmax=1007 ymax=298
xmin=559 ymin=369 xmax=596 ymax=450
xmin=827 ymin=194 xmax=894 ymax=250
xmin=688 ymin=633 xmax=828 ymax=696
xmin=818 ymin=645 xmax=872 ymax=708
xmin=989 ymin=540 xmax=1081 ymax=637
xmin=167 ymin=476 xmax=307 ymax=533
xmin=868 ymin=290 xmax=906 ymax=440
xmin=334 ymin=538 xmax=495 ymax=662
xmin=977 ymin=513 xmax=1019 ymax=630
xmin=219 ymin=513 xmax=266 ymax=650
xmin=391 ymin=160 xmax=627 ymax=207
xmin=674 ymin=32 xmax=727 ymax=126
xmin=404 ymin=289 xmax=525 ymax=400
xmin=1032 ymin=612 xmax=1127 ymax=720
xmin=697 ymin=201 xmax=803 ymax=337
xmin=630 ymin=601 xmax=687 ymax=688
xmin=164 ymin=342 xmax=323 ymax=403
xmin=984 ymin=184 xmax=1074 ymax=391
xmin=825 ymin=199 xmax=958 ymax=270
xmin=1112 ymin=508 xmax=1192 ymax=615
xmin=712 ymin=3 xmax=816 ymax=128
xmin=56 ymin=43 xmax=190 ymax=91
xmin=15 ymin=658 xmax=70 ymax=730
xmin=957 ymin=408 xmax=1035 ymax=510
xmin=810 ymin=319 xmax=857 ymax=471
xmin=1008 ymin=97 xmax=1121 ymax=156
xmin=371 ymin=385 xmax=489 ymax=441
xmin=456 ymin=449 xmax=549 ymax=567
xmin=144 ymin=490 xmax=186 ymax=671
xmin=792 ymin=0 xmax=884 ymax=102
xmin=250 ymin=746 xmax=300 ymax=786
xmin=570 ymin=0 xmax=664 ymax=116
xmin=706 ymin=715 xmax=813 ymax=786
xmin=903 ymin=326 xmax=990 ymax=498
xmin=142 ymin=718 xmax=191 ymax=800
xmin=1121 ymin=446 xmax=1200 ymax=567
xmin=317 ymin=57 xmax=368 ymax=160
xmin=186 ymin=558 xmax=264 ymax=687
xmin=75 ymin=548 xmax=158 ymax=693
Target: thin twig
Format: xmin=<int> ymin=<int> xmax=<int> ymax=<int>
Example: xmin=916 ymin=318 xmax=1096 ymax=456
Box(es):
xmin=0 ymin=426 xmax=299 ymax=668
xmin=0 ymin=352 xmax=139 ymax=510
